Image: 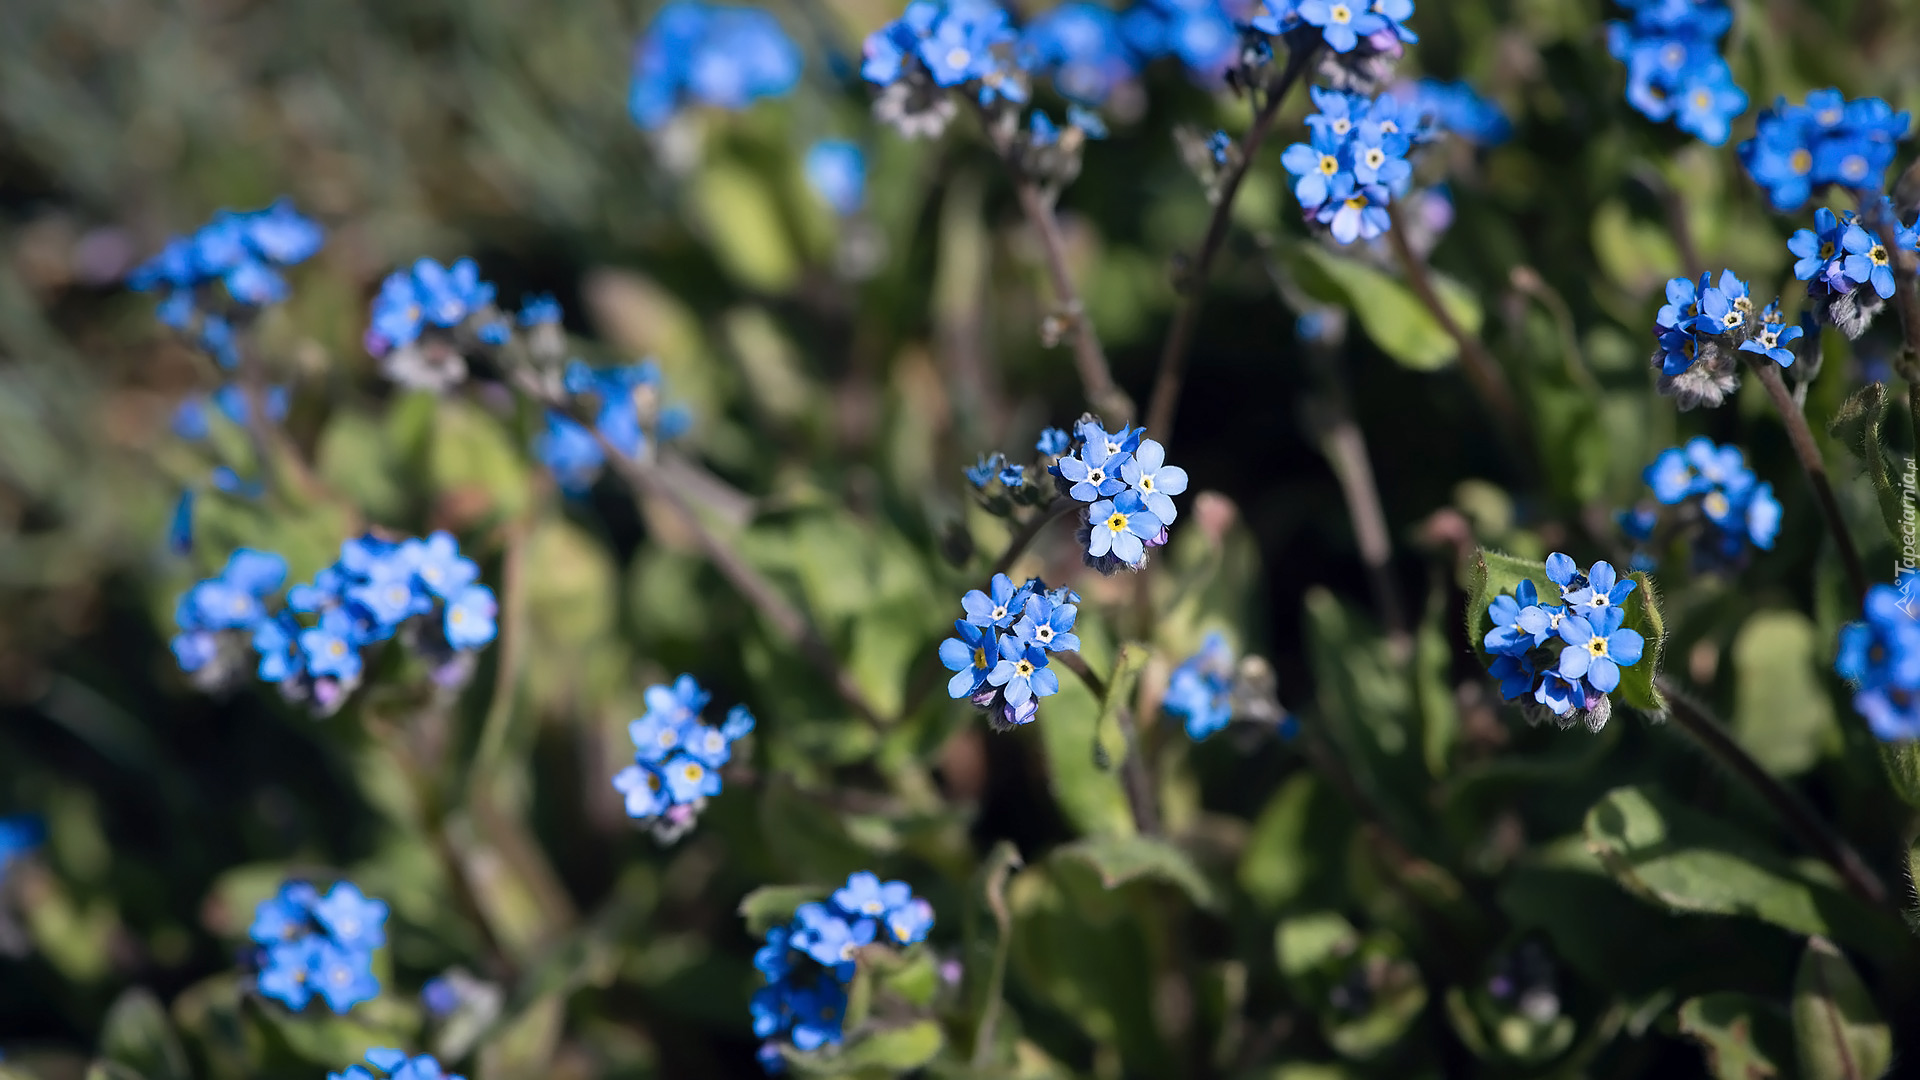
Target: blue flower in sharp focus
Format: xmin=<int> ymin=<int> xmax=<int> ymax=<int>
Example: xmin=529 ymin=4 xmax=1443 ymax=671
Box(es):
xmin=1012 ymin=594 xmax=1080 ymax=653
xmin=1738 ymin=306 xmax=1802 ymax=368
xmin=1488 ymin=653 xmax=1535 ymax=700
xmin=1483 ymin=579 xmax=1548 ymax=655
xmin=1561 ymin=560 xmax=1634 ymax=619
xmin=1297 ymin=0 xmax=1385 ymax=52
xmin=1555 ymin=607 xmax=1645 ymax=694
xmin=1057 ymin=434 xmax=1131 ymax=502
xmin=1087 ymin=490 xmax=1161 ymax=566
xmin=940 ymin=620 xmax=999 ymax=697
xmin=1121 ymin=437 xmax=1188 ymax=523
xmin=987 ymin=635 xmax=1060 ymax=707
xmin=962 ymin=573 xmax=1031 ymax=630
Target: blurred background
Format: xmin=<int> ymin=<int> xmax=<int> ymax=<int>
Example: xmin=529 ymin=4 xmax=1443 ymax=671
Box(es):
xmin=5 ymin=0 xmax=1920 ymax=1077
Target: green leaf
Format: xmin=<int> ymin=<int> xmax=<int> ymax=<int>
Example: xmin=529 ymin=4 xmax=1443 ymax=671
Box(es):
xmin=1677 ymin=994 xmax=1788 ymax=1080
xmin=1050 ymin=834 xmax=1219 ymax=911
xmin=1034 ymin=655 xmax=1136 ymax=839
xmin=1583 ymin=787 xmax=1895 ymax=951
xmin=693 ymin=162 xmax=800 ymax=292
xmin=428 ymin=398 xmax=528 ymax=524
xmin=1879 ymin=744 xmax=1920 ymax=814
xmin=1791 ymin=936 xmax=1892 ymax=1080
xmin=1238 ymin=773 xmax=1352 ymax=912
xmin=98 ymin=987 xmax=189 ymax=1080
xmin=1093 ymin=643 xmax=1150 ymax=770
xmin=1731 ymin=611 xmax=1837 ymax=776
xmin=1274 ymin=912 xmax=1357 ymax=978
xmin=1827 ymin=382 xmax=1905 ymax=545
xmin=737 ymin=884 xmax=828 ymax=936
xmin=1617 ymin=569 xmax=1666 ymax=711
xmin=1465 ymin=549 xmax=1556 ymax=667
xmin=837 ymin=1020 xmax=946 ymax=1071
xmin=1290 ymin=244 xmax=1481 ymax=371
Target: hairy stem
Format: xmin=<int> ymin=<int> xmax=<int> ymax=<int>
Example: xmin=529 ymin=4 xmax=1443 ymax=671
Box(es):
xmin=580 ymin=421 xmax=890 ymax=727
xmin=1007 ymin=178 xmax=1135 ymax=423
xmin=1746 ymin=357 xmax=1870 ymax=603
xmin=1144 ymin=43 xmax=1316 ymax=443
xmin=1384 ymin=203 xmax=1528 ymax=445
xmin=991 ymin=496 xmax=1075 ymax=576
xmin=1656 ymin=675 xmax=1892 ymax=910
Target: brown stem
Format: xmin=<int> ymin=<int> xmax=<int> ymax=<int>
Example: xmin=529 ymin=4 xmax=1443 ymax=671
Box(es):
xmin=580 ymin=422 xmax=890 ymax=727
xmin=1009 ymin=177 xmax=1135 ymax=424
xmin=1656 ymin=675 xmax=1892 ymax=910
xmin=1746 ymin=357 xmax=1869 ymax=604
xmin=1058 ymin=649 xmax=1161 ymax=835
xmin=1385 ymin=203 xmax=1528 ymax=445
xmin=1144 ymin=44 xmax=1317 ymax=443
xmin=990 ymin=496 xmax=1075 ymax=577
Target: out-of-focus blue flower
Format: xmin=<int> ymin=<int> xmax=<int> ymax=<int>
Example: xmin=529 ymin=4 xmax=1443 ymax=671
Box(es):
xmin=1036 ymin=427 xmax=1071 ymax=456
xmin=1398 ymin=78 xmax=1508 ymax=144
xmin=0 ymin=814 xmax=45 ymax=887
xmin=1837 ymin=580 xmax=1920 ymax=740
xmin=631 ymin=2 xmax=802 ymax=130
xmin=1021 ymin=2 xmax=1138 ymax=104
xmin=1163 ymin=633 xmax=1234 ymax=739
xmin=365 ymin=257 xmax=498 ymax=358
xmin=804 ymin=141 xmax=866 ymax=217
xmin=613 ymin=676 xmax=753 ymax=839
xmin=250 ymin=880 xmax=387 ymax=1015
xmin=1625 ymin=438 xmax=1780 ymax=571
xmin=128 ymin=200 xmax=324 ymax=336
xmin=328 ymin=1048 xmax=467 ymax=1080
xmin=1118 ymin=0 xmax=1248 ymax=86
xmin=1738 ymin=89 xmax=1911 ymax=211
xmin=1607 ymin=0 xmax=1744 ymax=145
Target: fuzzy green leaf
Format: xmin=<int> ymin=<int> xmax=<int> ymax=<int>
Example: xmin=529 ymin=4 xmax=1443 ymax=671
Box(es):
xmin=1051 ymin=835 xmax=1219 ymax=911
xmin=1827 ymin=382 xmax=1906 ymax=545
xmin=1291 ymin=245 xmax=1481 ymax=371
xmin=1678 ymin=994 xmax=1787 ymax=1080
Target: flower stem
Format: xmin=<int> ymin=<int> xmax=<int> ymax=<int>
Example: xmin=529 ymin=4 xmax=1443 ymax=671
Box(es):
xmin=990 ymin=496 xmax=1075 ymax=577
xmin=1143 ymin=42 xmax=1317 ymax=443
xmin=1655 ymin=675 xmax=1892 ymax=910
xmin=1745 ymin=356 xmax=1870 ymax=604
xmin=580 ymin=420 xmax=890 ymax=727
xmin=1383 ymin=202 xmax=1528 ymax=447
xmin=1007 ymin=177 xmax=1136 ymax=424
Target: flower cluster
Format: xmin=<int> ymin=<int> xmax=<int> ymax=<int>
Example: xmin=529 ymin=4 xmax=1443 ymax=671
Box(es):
xmin=172 ymin=536 xmax=498 ymax=714
xmin=1252 ymin=0 xmax=1416 ymax=92
xmin=1052 ymin=417 xmax=1187 ymax=571
xmin=1120 ymin=0 xmax=1251 ymax=86
xmin=1789 ymin=201 xmax=1920 ymax=340
xmin=863 ymin=0 xmax=1023 ymax=136
xmin=1605 ymin=0 xmax=1744 ymax=145
xmin=1836 ymin=579 xmax=1920 ymax=741
xmin=612 ymin=675 xmax=755 ymax=843
xmin=1280 ymin=87 xmax=1429 ymax=244
xmin=128 ymin=200 xmax=325 ymax=367
xmin=1620 ymin=438 xmax=1780 ymax=570
xmin=628 ymin=1 xmax=802 ymax=131
xmin=750 ymin=872 xmax=935 ymax=1073
xmin=1020 ymin=2 xmax=1138 ymax=104
xmin=537 ymin=360 xmax=692 ymax=495
xmin=329 ymin=1048 xmax=464 ymax=1080
xmin=1482 ymin=554 xmax=1647 ymax=732
xmin=365 ymin=257 xmax=513 ymax=392
xmin=1397 ymin=78 xmax=1511 ymax=145
xmin=247 ymin=880 xmax=388 ymax=1014
xmin=1162 ymin=634 xmax=1292 ymax=741
xmin=1739 ymin=89 xmax=1912 ymax=212
xmin=0 ymin=814 xmax=43 ymax=889
xmin=941 ymin=574 xmax=1082 ymax=729
xmin=1647 ymin=269 xmax=1799 ymax=410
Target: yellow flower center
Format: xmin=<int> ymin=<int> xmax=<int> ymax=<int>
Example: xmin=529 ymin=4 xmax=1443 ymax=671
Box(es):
xmin=1791 ymin=149 xmax=1813 ymax=174
xmin=330 ymin=641 xmax=346 ymax=657
xmin=1364 ymin=148 xmax=1385 ymax=168
xmin=1318 ymin=154 xmax=1339 ymax=176
xmin=1014 ymin=659 xmax=1034 ymax=678
xmin=1329 ymin=3 xmax=1352 ymax=23
xmin=1871 ymin=244 xmax=1890 ymax=266
xmin=1344 ymin=194 xmax=1368 ymax=210
xmin=1586 ymin=637 xmax=1609 ymax=658
xmin=946 ymin=47 xmax=971 ymax=70
xmin=682 ymin=764 xmax=703 ymax=782
xmin=1105 ymin=512 xmax=1129 ymax=532
xmin=973 ymin=646 xmax=988 ymax=668
xmin=1703 ymin=491 xmax=1730 ymax=518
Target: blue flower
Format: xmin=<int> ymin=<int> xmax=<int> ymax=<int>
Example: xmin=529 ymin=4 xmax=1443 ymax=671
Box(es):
xmin=301 ymin=607 xmax=363 ymax=681
xmin=681 ymin=722 xmax=735 ymax=769
xmin=1555 ymin=608 xmax=1645 ymax=694
xmin=249 ymin=882 xmax=319 ymax=945
xmin=1087 ymin=491 xmax=1162 ymax=566
xmin=1281 ymin=129 xmax=1351 ymax=212
xmin=1737 ymin=305 xmax=1802 ymax=368
xmin=1056 ymin=435 xmax=1131 ymax=503
xmin=257 ymin=938 xmax=322 ymax=1010
xmin=443 ymin=585 xmax=498 ymax=650
xmin=941 ymin=620 xmax=1000 ymax=697
xmin=1013 ymin=594 xmax=1080 ymax=653
xmin=1318 ymin=179 xmax=1392 ymax=244
xmin=1022 ymin=2 xmax=1137 ymax=104
xmin=1483 ymin=580 xmax=1548 ymax=655
xmin=962 ymin=573 xmax=1031 ymax=630
xmin=519 ymin=294 xmax=563 ymax=326
xmin=1561 ymin=560 xmax=1634 ymax=619
xmin=312 ymin=941 xmax=381 ymax=1013
xmin=789 ymin=982 xmax=849 ymax=1049
xmin=1163 ymin=633 xmax=1234 ymax=740
xmin=884 ymin=898 xmax=936 ymax=945
xmin=805 ymin=141 xmax=866 ymax=217
xmin=629 ymin=708 xmax=692 ymax=764
xmin=999 ymin=462 xmax=1026 ymax=487
xmin=834 ymin=872 xmax=913 ymax=919
xmin=1488 ymin=653 xmax=1535 ymax=700
xmin=966 ymin=452 xmax=1004 ymax=488
xmin=313 ymin=882 xmax=389 ymax=953
xmin=250 ymin=879 xmax=386 ymax=1014
xmin=1738 ymin=90 xmax=1911 ymax=210
xmin=1672 ymin=62 xmax=1747 ymax=146
xmin=987 ymin=635 xmax=1060 ymax=707
xmin=793 ymin=903 xmax=876 ymax=979
xmin=1543 ymin=552 xmax=1579 ymax=590
xmin=1404 ymin=78 xmax=1508 ymax=144
xmin=662 ymin=754 xmax=723 ymax=803
xmin=722 ymin=704 xmax=757 ymax=741
xmin=329 ymin=1049 xmax=467 ymax=1080
xmin=630 ymin=2 xmax=802 ymax=129
xmin=1644 ymin=448 xmax=1700 ymax=504
xmin=1121 ymin=437 xmax=1188 ymax=523
xmin=1036 ymin=427 xmax=1071 ymax=456
xmin=1296 ymin=0 xmax=1385 ymax=52
xmin=1690 ymin=269 xmax=1750 ymax=336
xmin=612 ymin=764 xmax=671 ymax=818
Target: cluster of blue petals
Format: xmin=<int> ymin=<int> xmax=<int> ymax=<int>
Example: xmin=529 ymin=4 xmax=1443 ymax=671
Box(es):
xmin=804 ymin=141 xmax=867 ymax=217
xmin=1483 ymin=554 xmax=1646 ymax=727
xmin=537 ymin=360 xmax=692 ymax=495
xmin=172 ymin=536 xmax=497 ymax=713
xmin=1739 ymin=89 xmax=1912 ymax=212
xmin=750 ymin=872 xmax=935 ymax=1073
xmin=1656 ymin=269 xmax=1800 ymax=372
xmin=249 ymin=880 xmax=388 ymax=1014
xmin=1397 ymin=78 xmax=1511 ymax=145
xmin=1253 ymin=0 xmax=1416 ymax=53
xmin=864 ymin=0 xmax=1024 ymax=100
xmin=366 ymin=258 xmax=502 ymax=358
xmin=1020 ymin=2 xmax=1140 ymax=104
xmin=1051 ymin=418 xmax=1187 ymax=571
xmin=329 ymin=1048 xmax=463 ymax=1080
xmin=1622 ymin=438 xmax=1780 ymax=569
xmin=941 ymin=574 xmax=1082 ymax=729
xmin=1280 ymin=87 xmax=1430 ymax=243
xmin=1790 ymin=202 xmax=1920 ymax=304
xmin=612 ymin=675 xmax=755 ymax=843
xmin=629 ymin=2 xmax=802 ymax=130
xmin=1836 ymin=578 xmax=1920 ymax=741
xmin=128 ymin=200 xmax=324 ymax=367
xmin=1606 ymin=0 xmax=1745 ymax=146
